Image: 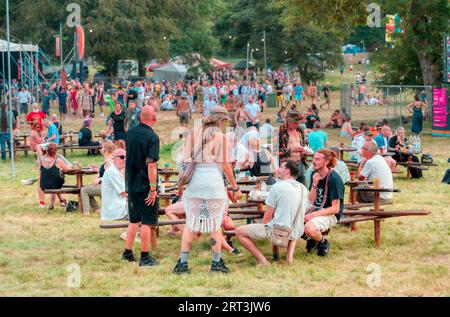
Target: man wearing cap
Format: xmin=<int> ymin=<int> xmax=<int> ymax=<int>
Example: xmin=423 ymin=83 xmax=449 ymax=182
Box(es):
xmin=176 ymin=93 xmax=191 ymax=127
xmin=123 ymin=105 xmax=160 ymax=267
xmin=278 ymin=109 xmax=309 ymax=186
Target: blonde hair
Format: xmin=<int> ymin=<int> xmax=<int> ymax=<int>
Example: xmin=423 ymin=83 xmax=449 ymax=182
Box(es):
xmin=102 ymin=141 xmax=116 ymax=155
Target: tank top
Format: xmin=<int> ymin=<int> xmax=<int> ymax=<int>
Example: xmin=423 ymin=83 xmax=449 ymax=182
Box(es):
xmin=250 ymin=151 xmax=272 ymax=177
xmin=40 ymin=157 xmax=65 ymax=190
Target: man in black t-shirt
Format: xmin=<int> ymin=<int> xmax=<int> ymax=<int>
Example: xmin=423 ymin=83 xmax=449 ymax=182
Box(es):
xmin=122 ymin=105 xmax=160 ymax=267
xmin=305 ymin=149 xmax=344 ymax=257
xmin=78 ymin=118 xmax=100 ymax=153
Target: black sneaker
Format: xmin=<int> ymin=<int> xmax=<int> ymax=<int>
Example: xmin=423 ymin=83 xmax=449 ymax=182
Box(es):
xmin=121 ymin=251 xmax=136 ymax=262
xmin=230 ymin=248 xmax=243 ymax=257
xmin=173 ymin=259 xmax=190 ymax=274
xmin=210 ymin=258 xmax=230 ymax=273
xmin=306 ymin=239 xmax=318 ymax=253
xmin=317 ymin=239 xmax=330 ymax=257
xmin=139 ymin=256 xmax=159 ymax=267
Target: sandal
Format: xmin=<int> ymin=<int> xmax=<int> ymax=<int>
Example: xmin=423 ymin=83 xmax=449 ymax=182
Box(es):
xmin=48 ymin=205 xmax=54 ymax=210
xmin=60 ymin=199 xmax=67 ymax=207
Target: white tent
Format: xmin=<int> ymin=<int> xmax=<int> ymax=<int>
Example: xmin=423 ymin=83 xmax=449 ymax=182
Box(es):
xmin=153 ymin=63 xmax=188 ymax=84
xmin=0 ymin=39 xmax=39 ymax=53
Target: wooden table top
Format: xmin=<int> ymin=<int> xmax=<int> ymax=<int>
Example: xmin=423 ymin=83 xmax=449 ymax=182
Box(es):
xmin=346 ymin=180 xmax=373 ymax=186
xmin=158 ymin=169 xmax=179 ymax=175
xmin=63 ymin=168 xmax=98 ymax=176
xmin=353 ymin=186 xmax=400 ymax=193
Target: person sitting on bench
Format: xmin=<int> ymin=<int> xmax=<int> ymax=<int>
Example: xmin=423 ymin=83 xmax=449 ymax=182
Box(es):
xmin=304 ymin=149 xmax=345 ymax=257
xmin=101 ymin=148 xmax=128 ymax=221
xmin=357 ymin=142 xmax=393 ymax=204
xmin=388 ymin=127 xmax=422 ymax=178
xmin=235 ymin=160 xmax=308 ymax=265
xmin=78 ymin=118 xmax=100 ymax=155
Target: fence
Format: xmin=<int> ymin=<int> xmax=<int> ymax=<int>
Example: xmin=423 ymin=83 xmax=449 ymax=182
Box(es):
xmin=340 ymin=83 xmax=433 ymax=131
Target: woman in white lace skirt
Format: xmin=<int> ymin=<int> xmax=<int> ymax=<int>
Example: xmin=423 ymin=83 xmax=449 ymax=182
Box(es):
xmin=174 ymin=106 xmax=242 ymax=274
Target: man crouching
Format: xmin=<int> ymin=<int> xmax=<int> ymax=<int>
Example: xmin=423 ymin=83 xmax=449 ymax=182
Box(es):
xmin=235 ymin=160 xmax=309 ymax=265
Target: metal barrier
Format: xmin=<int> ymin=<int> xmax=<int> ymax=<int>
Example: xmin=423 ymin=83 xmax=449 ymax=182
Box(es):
xmin=340 ymin=83 xmax=433 ymax=130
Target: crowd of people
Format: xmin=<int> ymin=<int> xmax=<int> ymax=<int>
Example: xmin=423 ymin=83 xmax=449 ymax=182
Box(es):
xmin=0 ymin=70 xmax=430 ymax=273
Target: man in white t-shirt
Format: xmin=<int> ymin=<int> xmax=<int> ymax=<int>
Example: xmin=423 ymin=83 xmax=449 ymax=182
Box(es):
xmin=136 ymin=81 xmax=146 ymax=108
xmin=260 ymin=118 xmax=275 ymax=144
xmin=235 ymin=160 xmax=308 ymax=265
xmin=226 ymin=132 xmax=248 ymax=169
xmin=101 ymin=148 xmax=128 ymax=220
xmin=358 ymin=142 xmax=393 ymax=203
xmin=244 ymin=95 xmax=260 ymax=129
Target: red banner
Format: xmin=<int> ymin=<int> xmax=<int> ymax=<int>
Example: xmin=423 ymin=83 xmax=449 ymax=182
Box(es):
xmin=76 ymin=26 xmax=85 ymax=61
xmin=55 ymin=36 xmax=61 ymax=57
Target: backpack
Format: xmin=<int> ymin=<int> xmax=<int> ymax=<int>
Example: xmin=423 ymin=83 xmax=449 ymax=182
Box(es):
xmin=421 ymin=153 xmax=433 ymax=164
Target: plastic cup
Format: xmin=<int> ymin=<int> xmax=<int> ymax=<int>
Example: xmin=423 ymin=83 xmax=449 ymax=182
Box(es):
xmin=373 ymin=177 xmax=380 ymax=188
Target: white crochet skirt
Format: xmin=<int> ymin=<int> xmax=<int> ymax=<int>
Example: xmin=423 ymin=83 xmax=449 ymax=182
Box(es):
xmin=182 ymin=164 xmax=227 ymax=233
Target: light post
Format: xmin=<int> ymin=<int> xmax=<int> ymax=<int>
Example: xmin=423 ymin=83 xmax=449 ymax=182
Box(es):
xmin=5 ymin=0 xmax=15 ymax=176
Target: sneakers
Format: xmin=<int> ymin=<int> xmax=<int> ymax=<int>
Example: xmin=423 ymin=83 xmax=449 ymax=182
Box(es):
xmin=306 ymin=238 xmax=318 ymax=253
xmin=317 ymin=239 xmax=330 ymax=257
xmin=22 ymin=178 xmax=37 ymax=185
xmin=230 ymin=248 xmax=243 ymax=256
xmin=139 ymin=256 xmax=159 ymax=267
xmin=39 ymin=202 xmax=45 ymax=208
xmin=121 ymin=251 xmax=136 ymax=262
xmin=173 ymin=259 xmax=190 ymax=274
xmin=210 ymin=258 xmax=230 ymax=273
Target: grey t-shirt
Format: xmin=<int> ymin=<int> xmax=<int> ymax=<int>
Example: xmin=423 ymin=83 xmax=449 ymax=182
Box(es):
xmin=265 ymin=179 xmax=308 ymax=240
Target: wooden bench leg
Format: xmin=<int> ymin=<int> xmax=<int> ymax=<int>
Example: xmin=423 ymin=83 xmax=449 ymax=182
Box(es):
xmin=272 ymin=246 xmax=280 ymax=261
xmin=374 ymin=220 xmax=381 ymax=247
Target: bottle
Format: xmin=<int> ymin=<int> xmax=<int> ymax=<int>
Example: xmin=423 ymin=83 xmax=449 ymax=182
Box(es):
xmin=415 ymin=135 xmax=420 ymax=153
xmin=158 ymin=178 xmax=165 ymax=194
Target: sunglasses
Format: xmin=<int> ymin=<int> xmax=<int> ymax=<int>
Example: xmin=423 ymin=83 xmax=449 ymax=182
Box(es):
xmin=114 ymin=155 xmax=126 ymax=160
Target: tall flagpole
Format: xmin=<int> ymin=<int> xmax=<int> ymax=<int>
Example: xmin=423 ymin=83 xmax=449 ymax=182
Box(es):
xmin=6 ymin=0 xmax=15 ymax=177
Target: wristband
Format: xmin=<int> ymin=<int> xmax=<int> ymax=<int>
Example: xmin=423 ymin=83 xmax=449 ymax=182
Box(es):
xmin=149 ymin=184 xmax=157 ymax=186
xmin=231 ymin=187 xmax=240 ymax=192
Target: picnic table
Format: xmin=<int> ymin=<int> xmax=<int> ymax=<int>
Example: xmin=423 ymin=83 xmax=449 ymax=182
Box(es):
xmin=338 ymin=145 xmax=357 ymax=161
xmin=15 ymin=133 xmax=31 ymax=146
xmin=158 ymin=169 xmax=179 ymax=183
xmin=352 ymin=186 xmax=401 ymax=247
xmin=345 ymin=179 xmax=373 ymax=231
xmin=63 ymin=168 xmax=98 ymax=212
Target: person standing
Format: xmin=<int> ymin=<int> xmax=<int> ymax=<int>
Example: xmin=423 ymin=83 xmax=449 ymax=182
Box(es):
xmin=108 ymin=103 xmax=126 ymax=141
xmin=77 ymin=84 xmax=93 ymax=118
xmin=173 ymin=106 xmax=242 ymax=274
xmin=0 ymin=103 xmax=15 ymax=161
xmin=124 ymin=101 xmax=141 ymax=132
xmin=244 ymin=95 xmax=260 ymax=129
xmin=320 ymin=82 xmax=331 ymax=110
xmin=176 ymin=93 xmax=191 ymax=128
xmin=18 ymin=86 xmax=31 ymax=123
xmin=56 ymin=86 xmax=68 ymax=122
xmin=278 ymin=109 xmax=308 ymax=186
xmin=122 ymin=106 xmax=160 ymax=267
xmin=407 ymin=95 xmax=428 ymax=135
xmin=41 ymin=89 xmax=52 ymax=116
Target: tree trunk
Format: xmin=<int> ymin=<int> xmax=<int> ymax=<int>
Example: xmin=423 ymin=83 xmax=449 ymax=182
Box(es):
xmin=138 ymin=60 xmax=146 ymax=77
xmin=415 ymin=49 xmax=440 ymax=87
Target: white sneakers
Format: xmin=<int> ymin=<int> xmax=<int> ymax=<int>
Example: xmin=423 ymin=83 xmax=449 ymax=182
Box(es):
xmin=120 ymin=231 xmax=141 ymax=244
xmin=22 ymin=178 xmax=37 ymax=185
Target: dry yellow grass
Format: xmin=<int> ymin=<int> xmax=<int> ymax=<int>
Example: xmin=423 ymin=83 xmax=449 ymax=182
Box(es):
xmin=0 ymin=98 xmax=449 ymax=297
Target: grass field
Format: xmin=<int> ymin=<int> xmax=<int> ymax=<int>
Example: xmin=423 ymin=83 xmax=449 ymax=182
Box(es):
xmin=1 ymin=75 xmax=449 ymax=296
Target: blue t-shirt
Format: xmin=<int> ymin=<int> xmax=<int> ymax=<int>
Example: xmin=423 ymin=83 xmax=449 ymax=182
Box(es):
xmin=245 ymin=103 xmax=260 ymax=121
xmin=57 ymin=91 xmax=67 ymax=105
xmin=295 ymin=85 xmax=304 ymax=97
xmin=48 ymin=123 xmax=60 ymax=144
xmin=308 ymin=130 xmax=328 ymax=153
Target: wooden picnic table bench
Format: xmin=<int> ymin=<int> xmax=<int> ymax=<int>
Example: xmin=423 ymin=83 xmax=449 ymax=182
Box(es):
xmin=60 ymin=145 xmax=102 ymax=157
xmin=100 ymin=213 xmax=262 ymax=251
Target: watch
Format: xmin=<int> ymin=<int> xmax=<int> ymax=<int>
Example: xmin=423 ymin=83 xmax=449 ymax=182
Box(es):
xmin=231 ymin=187 xmax=240 ymax=192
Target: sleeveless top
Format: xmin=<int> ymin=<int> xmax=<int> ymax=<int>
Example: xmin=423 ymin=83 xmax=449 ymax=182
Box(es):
xmin=249 ymin=150 xmax=273 ymax=177
xmin=40 ymin=157 xmax=65 ymax=190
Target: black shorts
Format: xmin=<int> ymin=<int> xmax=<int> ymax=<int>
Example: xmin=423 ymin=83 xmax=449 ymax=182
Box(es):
xmin=128 ymin=192 xmax=159 ymax=225
xmin=59 ymin=104 xmax=67 ymax=114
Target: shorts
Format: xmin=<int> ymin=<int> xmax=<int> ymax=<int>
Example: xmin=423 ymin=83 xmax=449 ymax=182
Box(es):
xmin=246 ymin=224 xmax=272 ymax=241
xmin=20 ymin=103 xmax=28 ymax=114
xmin=276 ymin=95 xmax=283 ymax=102
xmin=179 ymin=112 xmax=189 ymax=124
xmin=308 ymin=215 xmax=338 ymax=233
xmin=128 ymin=192 xmax=159 ymax=225
xmin=59 ymin=104 xmax=67 ymax=114
xmin=358 ymin=93 xmax=365 ymax=102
